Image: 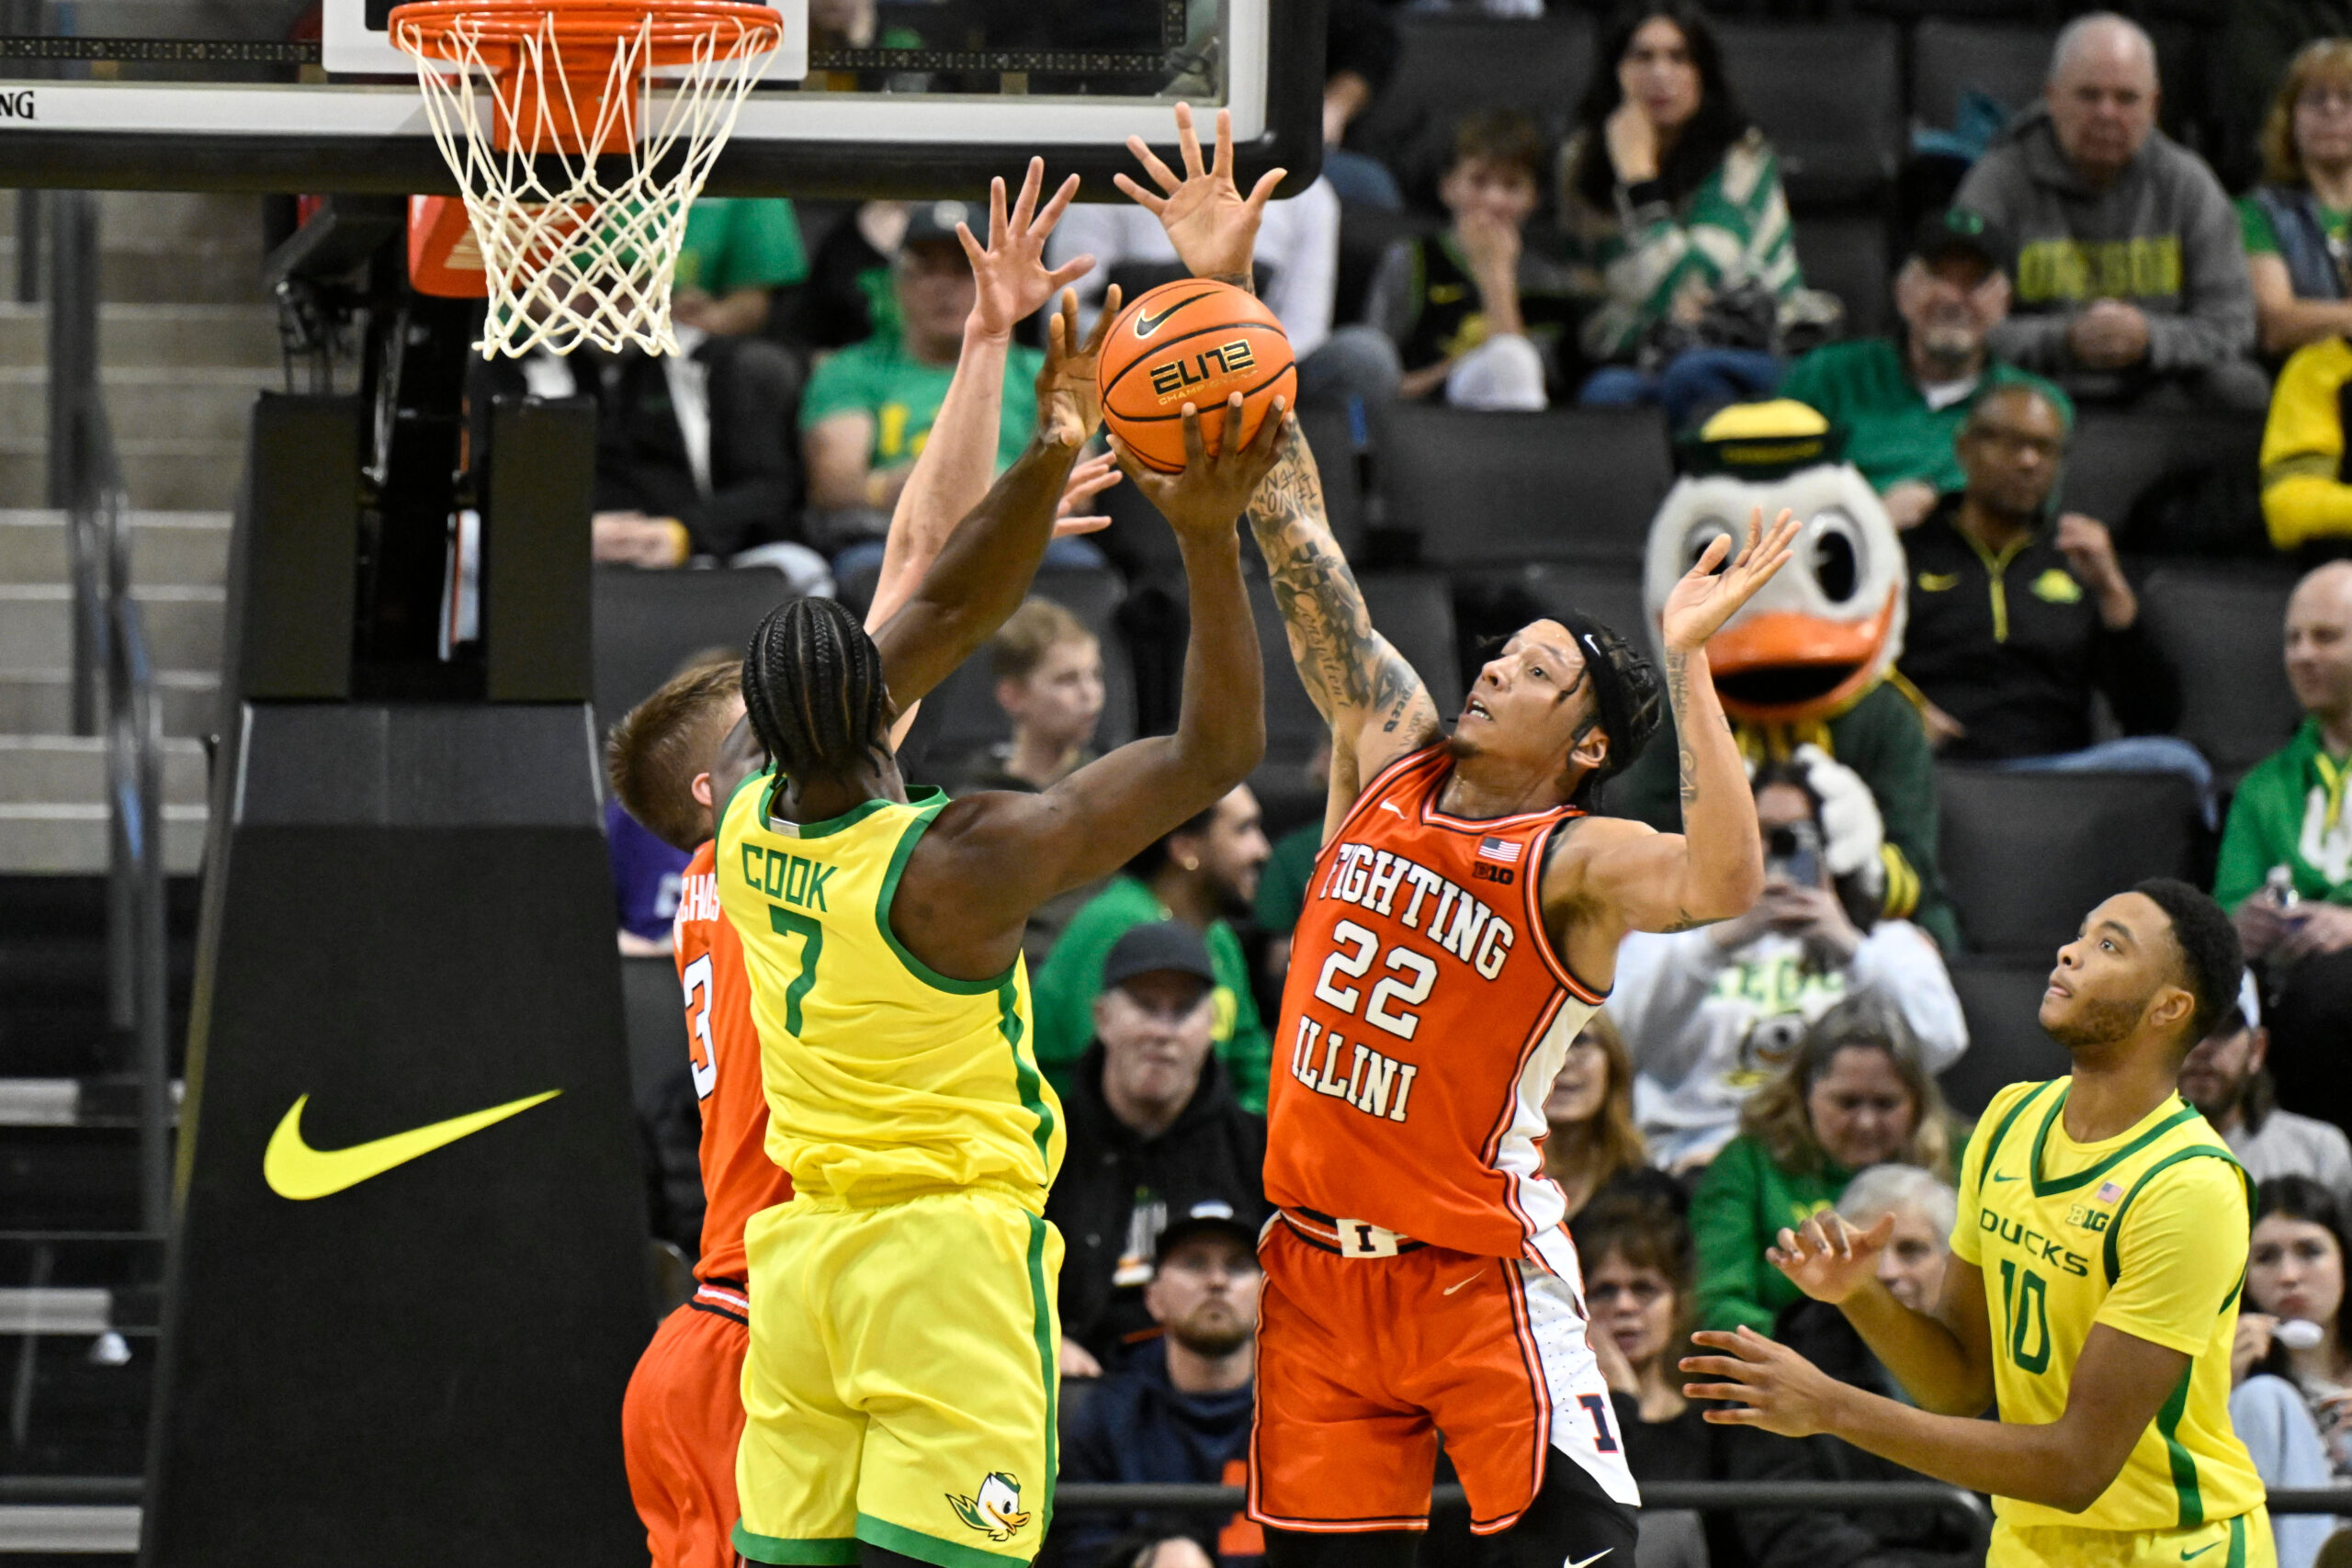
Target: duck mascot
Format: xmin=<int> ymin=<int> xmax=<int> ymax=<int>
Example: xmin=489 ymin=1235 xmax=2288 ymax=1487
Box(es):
xmin=1612 ymin=400 xmax=1959 ymax=952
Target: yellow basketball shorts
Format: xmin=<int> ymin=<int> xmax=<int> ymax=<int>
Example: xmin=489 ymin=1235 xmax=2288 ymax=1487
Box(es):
xmin=1988 ymin=1507 xmax=2275 ymax=1568
xmin=731 ymin=1186 xmax=1063 ymax=1568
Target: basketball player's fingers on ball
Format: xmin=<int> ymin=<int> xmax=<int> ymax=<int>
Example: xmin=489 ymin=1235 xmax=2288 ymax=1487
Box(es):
xmin=1244 ymin=168 xmax=1288 ymax=217
xmin=1084 ymin=286 xmax=1122 ymax=353
xmin=1179 ymin=403 xmax=1209 ymax=468
xmin=1243 ymin=397 xmax=1292 ymax=474
xmin=1214 ymin=392 xmax=1248 ymax=463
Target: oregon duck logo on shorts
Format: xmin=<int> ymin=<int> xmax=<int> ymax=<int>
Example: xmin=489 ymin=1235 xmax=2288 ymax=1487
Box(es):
xmin=948 ymin=1472 xmax=1031 ymax=1541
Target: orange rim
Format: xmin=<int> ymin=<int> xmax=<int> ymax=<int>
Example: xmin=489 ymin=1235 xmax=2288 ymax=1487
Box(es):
xmin=389 ymin=0 xmax=781 ymax=64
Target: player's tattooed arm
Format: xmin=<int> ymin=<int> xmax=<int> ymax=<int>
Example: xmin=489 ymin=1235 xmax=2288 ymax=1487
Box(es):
xmin=1246 ymin=422 xmax=1442 ymax=781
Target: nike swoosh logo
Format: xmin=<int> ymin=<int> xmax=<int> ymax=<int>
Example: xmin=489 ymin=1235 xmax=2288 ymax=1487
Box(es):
xmin=1567 ymin=1551 xmax=1612 ymax=1568
xmin=263 ymin=1089 xmax=562 ymax=1200
xmin=2181 ymin=1545 xmax=2217 ymax=1560
xmin=1992 ymin=1172 xmax=2020 ymax=1183
xmin=1381 ymin=801 xmax=1408 ymax=818
xmin=1442 ymin=1269 xmax=1486 ymax=1296
xmin=1132 ymin=291 xmax=1212 ymax=337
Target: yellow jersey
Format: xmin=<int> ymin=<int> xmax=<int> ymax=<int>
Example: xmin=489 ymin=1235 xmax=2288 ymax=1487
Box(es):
xmin=715 ymin=771 xmax=1063 ymax=1209
xmin=1954 ymin=1078 xmax=2263 ymax=1535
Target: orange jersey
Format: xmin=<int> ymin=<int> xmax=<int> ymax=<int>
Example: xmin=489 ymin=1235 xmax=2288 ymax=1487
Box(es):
xmin=674 ymin=841 xmax=794 ymax=1285
xmin=1263 ymin=745 xmax=1604 ymax=1275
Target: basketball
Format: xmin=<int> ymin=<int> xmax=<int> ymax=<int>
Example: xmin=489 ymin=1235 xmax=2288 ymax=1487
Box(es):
xmin=1097 ymin=278 xmax=1296 ymax=474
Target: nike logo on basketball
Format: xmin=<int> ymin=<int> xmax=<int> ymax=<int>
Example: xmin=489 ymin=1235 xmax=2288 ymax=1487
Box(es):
xmin=1442 ymin=1269 xmax=1485 ymax=1295
xmin=1133 ymin=292 xmax=1211 ymax=337
xmin=263 ymin=1089 xmax=561 ymax=1200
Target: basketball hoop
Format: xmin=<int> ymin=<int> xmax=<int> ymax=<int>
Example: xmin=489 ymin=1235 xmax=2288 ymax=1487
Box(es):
xmin=389 ymin=0 xmax=784 ymax=357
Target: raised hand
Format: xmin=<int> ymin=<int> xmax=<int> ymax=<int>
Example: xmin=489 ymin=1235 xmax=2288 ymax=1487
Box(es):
xmin=1114 ymin=102 xmax=1285 ymax=287
xmin=1111 ymin=393 xmax=1290 ymax=540
xmin=1680 ymin=1326 xmax=1846 ymax=1438
xmin=1767 ymin=1210 xmax=1894 ymax=1305
xmin=1055 ymin=451 xmax=1122 ymax=536
xmin=1036 ymin=286 xmax=1118 ymax=449
xmin=960 ymin=157 xmax=1092 ymax=341
xmin=1660 ymin=506 xmax=1801 ymax=653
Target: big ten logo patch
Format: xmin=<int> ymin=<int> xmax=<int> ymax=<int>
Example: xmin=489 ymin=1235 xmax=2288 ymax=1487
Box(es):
xmin=1149 ymin=339 xmax=1257 ymax=403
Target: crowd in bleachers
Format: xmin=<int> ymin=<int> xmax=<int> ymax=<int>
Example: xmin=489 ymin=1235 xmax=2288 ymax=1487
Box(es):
xmin=590 ymin=3 xmax=2352 ymax=1563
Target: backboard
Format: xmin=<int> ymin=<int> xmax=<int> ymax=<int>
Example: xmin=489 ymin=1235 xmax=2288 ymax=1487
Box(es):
xmin=0 ymin=0 xmax=1320 ymax=197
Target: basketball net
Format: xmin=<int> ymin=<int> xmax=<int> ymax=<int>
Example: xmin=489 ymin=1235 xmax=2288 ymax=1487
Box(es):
xmin=390 ymin=0 xmax=783 ymax=358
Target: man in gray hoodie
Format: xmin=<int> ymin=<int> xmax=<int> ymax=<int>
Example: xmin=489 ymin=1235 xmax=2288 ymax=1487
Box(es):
xmin=1956 ymin=12 xmax=2267 ymax=410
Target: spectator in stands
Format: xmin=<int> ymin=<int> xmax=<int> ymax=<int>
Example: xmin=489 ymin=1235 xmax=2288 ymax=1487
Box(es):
xmin=952 ymin=597 xmax=1105 ymax=795
xmin=2243 ymin=40 xmax=2352 ymax=361
xmin=1895 ymin=384 xmax=2208 ymax=806
xmin=2257 ymin=323 xmax=2352 ymax=552
xmin=1250 ymin=744 xmax=1329 ymax=987
xmin=1046 ymin=924 xmax=1268 ymax=1379
xmin=1611 ymin=759 xmax=1966 ymax=1174
xmin=1577 ymin=1193 xmax=1717 ymax=1568
xmin=582 ymin=198 xmax=817 ymax=576
xmin=1057 ymin=1203 xmax=1263 ymax=1568
xmin=1559 ymin=3 xmax=1804 ymax=428
xmin=2244 ymin=1176 xmax=2352 ymax=1483
xmin=1050 ymin=107 xmax=1401 ymax=413
xmin=778 ymin=201 xmax=903 ymax=353
xmin=2217 ymin=561 xmax=2352 ymax=1127
xmin=1955 ymin=14 xmax=2266 ymax=412
xmin=801 ymin=199 xmax=1100 ymax=573
xmin=1366 ymin=109 xmax=1584 ymax=410
xmin=2183 ymin=972 xmax=2352 ymax=1209
xmin=1543 ymin=1013 xmax=1683 ymax=1219
xmin=1322 ymin=0 xmax=1405 ymax=212
xmin=1690 ymin=996 xmax=1951 ymax=1336
xmin=2220 ymin=1 xmax=2352 ymax=195
xmin=1034 ymin=787 xmax=1273 ymax=1112
xmin=1722 ymin=1165 xmax=1978 ymax=1568
xmin=1779 ymin=210 xmax=2070 ymax=530
xmin=2229 ymin=1240 xmax=2337 ymax=1568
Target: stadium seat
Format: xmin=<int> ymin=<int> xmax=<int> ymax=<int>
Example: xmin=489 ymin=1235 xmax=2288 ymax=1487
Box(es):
xmin=2138 ymin=570 xmax=2301 ymax=786
xmin=1937 ymin=768 xmax=2202 ymax=956
xmin=1374 ymin=404 xmax=1675 ymax=570
xmin=2057 ymin=409 xmax=2267 ymax=557
xmin=591 ymin=566 xmax=802 ymax=740
xmin=1940 ymin=956 xmax=2070 ymax=1117
xmin=1910 ymin=20 xmax=2054 ymax=133
xmin=897 ymin=567 xmax=1136 ymax=786
xmin=619 ymin=953 xmax=690 ymax=1110
xmin=1713 ymin=19 xmax=1903 ymax=208
xmin=1792 ymin=211 xmax=1892 ymax=340
xmin=1343 ymin=14 xmax=1594 ymax=202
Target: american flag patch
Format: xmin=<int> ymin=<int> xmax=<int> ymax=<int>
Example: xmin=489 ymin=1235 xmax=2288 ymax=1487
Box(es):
xmin=1477 ymin=837 xmax=1521 ymax=865
xmin=2096 ymin=1181 xmax=2123 ymax=1204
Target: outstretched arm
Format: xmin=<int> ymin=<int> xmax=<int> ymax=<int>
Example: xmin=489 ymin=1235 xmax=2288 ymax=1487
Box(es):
xmin=1116 ymin=103 xmax=1441 ymax=789
xmin=868 ymin=287 xmax=1115 ymax=712
xmin=1248 ymin=425 xmax=1442 ymax=785
xmin=1547 ymin=509 xmax=1796 ymax=939
xmin=892 ymin=398 xmax=1283 ymax=979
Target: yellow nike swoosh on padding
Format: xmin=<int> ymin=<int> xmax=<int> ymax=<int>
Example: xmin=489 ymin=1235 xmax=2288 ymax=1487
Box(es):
xmin=263 ymin=1089 xmax=562 ymax=1200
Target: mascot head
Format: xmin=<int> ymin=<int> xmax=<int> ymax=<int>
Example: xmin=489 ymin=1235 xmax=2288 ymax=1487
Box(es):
xmin=1643 ymin=400 xmax=1905 ymax=728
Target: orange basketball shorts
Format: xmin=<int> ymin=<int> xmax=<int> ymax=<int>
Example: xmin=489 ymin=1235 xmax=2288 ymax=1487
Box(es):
xmin=623 ymin=1283 xmax=752 ymax=1568
xmin=1247 ymin=1215 xmax=1640 ymax=1535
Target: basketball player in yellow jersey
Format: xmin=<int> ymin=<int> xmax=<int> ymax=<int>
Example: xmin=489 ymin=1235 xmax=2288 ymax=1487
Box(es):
xmin=716 ymin=273 xmax=1286 ymax=1568
xmin=1683 ymin=877 xmax=2272 ymax=1568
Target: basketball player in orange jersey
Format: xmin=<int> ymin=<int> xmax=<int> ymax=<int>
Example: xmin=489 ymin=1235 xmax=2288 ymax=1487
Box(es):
xmin=606 ymin=157 xmax=1117 ymax=1568
xmin=1111 ymin=103 xmax=1802 ymax=1568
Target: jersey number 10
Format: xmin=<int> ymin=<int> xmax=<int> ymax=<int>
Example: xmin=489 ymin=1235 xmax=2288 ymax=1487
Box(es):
xmin=1997 ymin=1258 xmax=2054 ymax=1374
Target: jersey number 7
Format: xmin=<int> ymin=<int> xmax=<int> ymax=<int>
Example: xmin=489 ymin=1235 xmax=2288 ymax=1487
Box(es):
xmin=767 ymin=908 xmax=825 ymax=1036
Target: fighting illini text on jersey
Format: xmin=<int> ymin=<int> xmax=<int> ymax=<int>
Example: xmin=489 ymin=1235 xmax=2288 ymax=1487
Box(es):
xmin=1264 ymin=743 xmax=1603 ymax=1277
xmin=673 ymin=840 xmax=794 ymax=1287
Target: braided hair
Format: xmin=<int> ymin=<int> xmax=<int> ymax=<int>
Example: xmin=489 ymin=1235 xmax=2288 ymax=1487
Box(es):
xmin=741 ymin=596 xmax=892 ymax=786
xmin=1552 ymin=609 xmax=1664 ymax=807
